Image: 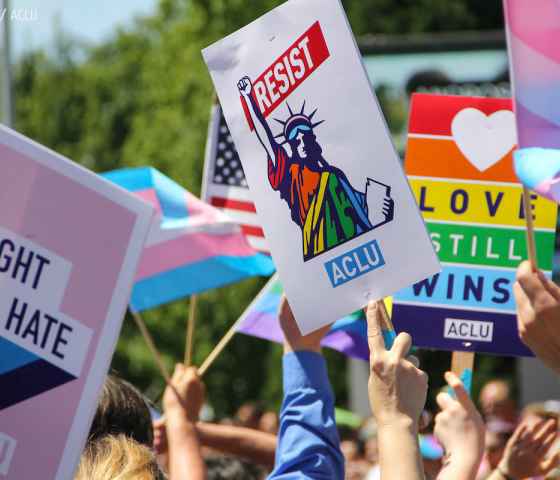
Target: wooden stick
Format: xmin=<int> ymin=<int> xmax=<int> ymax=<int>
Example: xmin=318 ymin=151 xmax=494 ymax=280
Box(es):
xmin=451 ymin=351 xmax=475 ymax=395
xmin=184 ymin=295 xmax=198 ymax=366
xmin=522 ymin=186 xmax=538 ymax=271
xmin=130 ymin=310 xmax=171 ymax=384
xmin=198 ymin=315 xmax=245 ymax=377
xmin=377 ymin=299 xmax=394 ymax=331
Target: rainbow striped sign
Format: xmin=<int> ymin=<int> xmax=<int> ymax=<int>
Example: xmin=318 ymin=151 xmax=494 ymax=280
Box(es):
xmin=392 ymin=94 xmax=557 ymax=356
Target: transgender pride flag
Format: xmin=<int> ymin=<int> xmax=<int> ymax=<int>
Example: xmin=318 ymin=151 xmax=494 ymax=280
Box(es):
xmin=504 ymin=0 xmax=560 ymax=201
xmin=236 ymin=274 xmax=394 ymax=361
xmin=103 ymin=167 xmax=275 ymax=311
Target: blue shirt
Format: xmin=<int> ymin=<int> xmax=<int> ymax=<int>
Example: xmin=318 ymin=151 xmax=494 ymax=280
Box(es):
xmin=268 ymin=351 xmax=345 ymax=479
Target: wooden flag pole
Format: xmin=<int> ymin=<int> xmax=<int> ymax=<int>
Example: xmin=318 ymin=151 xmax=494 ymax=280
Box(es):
xmin=451 ymin=351 xmax=475 ymax=393
xmin=377 ymin=299 xmax=394 ymax=332
xmin=522 ymin=186 xmax=538 ymax=271
xmin=184 ymin=295 xmax=198 ymax=366
xmin=130 ymin=310 xmax=172 ymax=384
xmin=198 ymin=315 xmax=245 ymax=377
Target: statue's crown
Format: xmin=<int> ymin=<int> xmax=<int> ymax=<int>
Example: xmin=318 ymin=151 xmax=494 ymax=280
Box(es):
xmin=274 ymin=101 xmax=324 ymax=144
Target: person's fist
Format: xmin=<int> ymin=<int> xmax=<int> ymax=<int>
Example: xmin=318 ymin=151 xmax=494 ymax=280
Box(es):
xmin=238 ymin=76 xmax=253 ymax=96
xmin=163 ymin=364 xmax=206 ymax=422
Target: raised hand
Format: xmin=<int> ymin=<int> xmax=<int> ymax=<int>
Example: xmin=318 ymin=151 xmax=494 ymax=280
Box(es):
xmin=513 ymin=260 xmax=560 ymax=374
xmin=278 ymin=295 xmax=331 ymax=354
xmin=497 ymin=418 xmax=560 ymax=479
xmin=163 ymin=364 xmax=206 ymax=422
xmin=434 ymin=371 xmax=485 ymax=480
xmin=238 ymin=76 xmax=253 ymax=97
xmin=366 ymin=301 xmax=428 ymax=426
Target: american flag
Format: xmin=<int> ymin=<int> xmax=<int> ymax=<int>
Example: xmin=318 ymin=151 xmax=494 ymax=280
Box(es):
xmin=202 ymin=103 xmax=269 ymax=253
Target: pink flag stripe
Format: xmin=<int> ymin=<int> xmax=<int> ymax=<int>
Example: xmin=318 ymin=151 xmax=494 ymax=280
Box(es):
xmin=135 ymin=230 xmax=257 ymax=280
xmin=135 ymin=189 xmax=162 ymax=214
xmin=506 ymin=1 xmax=560 ymax=64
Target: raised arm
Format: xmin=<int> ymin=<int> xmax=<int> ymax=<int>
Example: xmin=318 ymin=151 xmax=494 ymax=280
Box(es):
xmin=268 ymin=296 xmax=344 ymax=479
xmin=238 ymin=76 xmax=278 ymax=163
xmin=367 ymin=301 xmax=428 ymax=480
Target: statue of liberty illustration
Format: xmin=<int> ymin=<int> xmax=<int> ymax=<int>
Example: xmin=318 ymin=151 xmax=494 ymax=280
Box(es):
xmin=238 ymin=76 xmax=394 ymax=261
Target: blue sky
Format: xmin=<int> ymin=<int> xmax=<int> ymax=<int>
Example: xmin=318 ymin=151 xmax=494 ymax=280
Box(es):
xmin=7 ymin=0 xmax=157 ymax=57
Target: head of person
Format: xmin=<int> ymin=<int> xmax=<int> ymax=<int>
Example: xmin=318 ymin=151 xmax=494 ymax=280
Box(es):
xmin=283 ymin=105 xmax=323 ymax=164
xmin=478 ymin=379 xmax=517 ymax=423
xmin=205 ymin=455 xmax=265 ymax=480
xmin=235 ymin=402 xmax=264 ymax=430
xmin=484 ymin=418 xmax=515 ymax=470
xmin=75 ymin=434 xmax=164 ymax=480
xmin=258 ymin=410 xmax=279 ymax=434
xmin=88 ymin=373 xmax=153 ymax=447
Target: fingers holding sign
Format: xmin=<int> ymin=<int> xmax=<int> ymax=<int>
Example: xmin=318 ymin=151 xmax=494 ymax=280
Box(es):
xmin=366 ymin=301 xmax=428 ymax=427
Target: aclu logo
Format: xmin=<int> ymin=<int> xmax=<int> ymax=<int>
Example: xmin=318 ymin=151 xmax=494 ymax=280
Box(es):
xmin=324 ymin=239 xmax=385 ymax=288
xmin=0 ymin=433 xmax=16 ymax=476
xmin=444 ymin=318 xmax=494 ymax=343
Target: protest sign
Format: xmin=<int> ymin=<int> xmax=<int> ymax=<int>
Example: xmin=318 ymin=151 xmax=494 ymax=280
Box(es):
xmin=392 ymin=94 xmax=558 ymax=356
xmin=236 ymin=273 xmax=394 ymax=361
xmin=202 ymin=0 xmax=439 ymax=334
xmin=0 ymin=126 xmax=153 ymax=479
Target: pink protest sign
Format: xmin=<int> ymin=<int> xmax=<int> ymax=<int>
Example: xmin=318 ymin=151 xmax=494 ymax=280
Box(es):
xmin=0 ymin=126 xmax=153 ymax=479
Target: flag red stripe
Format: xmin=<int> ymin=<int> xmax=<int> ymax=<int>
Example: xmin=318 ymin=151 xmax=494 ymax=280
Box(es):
xmin=241 ymin=224 xmax=265 ymax=237
xmin=211 ymin=197 xmax=257 ymax=213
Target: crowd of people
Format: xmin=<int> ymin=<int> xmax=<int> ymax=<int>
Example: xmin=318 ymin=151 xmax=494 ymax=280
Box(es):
xmin=75 ymin=260 xmax=560 ymax=479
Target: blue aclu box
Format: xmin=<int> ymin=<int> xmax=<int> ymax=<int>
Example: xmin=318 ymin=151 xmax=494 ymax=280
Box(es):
xmin=324 ymin=239 xmax=385 ymax=287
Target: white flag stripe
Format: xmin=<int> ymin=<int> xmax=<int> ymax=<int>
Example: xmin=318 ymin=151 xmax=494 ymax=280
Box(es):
xmin=215 ymin=206 xmax=263 ymax=228
xmin=246 ymin=235 xmax=269 ymax=252
xmin=206 ymin=183 xmax=253 ymax=203
xmin=145 ymin=214 xmax=239 ymax=247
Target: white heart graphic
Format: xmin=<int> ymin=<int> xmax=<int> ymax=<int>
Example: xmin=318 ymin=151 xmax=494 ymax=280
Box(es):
xmin=451 ymin=108 xmax=517 ymax=172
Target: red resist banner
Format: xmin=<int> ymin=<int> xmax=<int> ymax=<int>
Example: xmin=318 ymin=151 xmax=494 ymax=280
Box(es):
xmin=242 ymin=21 xmax=330 ymax=128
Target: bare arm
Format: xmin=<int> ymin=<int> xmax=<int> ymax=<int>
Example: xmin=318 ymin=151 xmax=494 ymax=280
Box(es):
xmin=367 ymin=301 xmax=427 ymax=480
xmin=238 ymin=76 xmax=278 ymax=163
xmin=163 ymin=365 xmax=207 ymax=480
xmin=197 ymin=422 xmax=277 ymax=469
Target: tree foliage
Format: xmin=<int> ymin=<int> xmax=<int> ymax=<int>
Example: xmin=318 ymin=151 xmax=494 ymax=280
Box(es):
xmin=13 ymin=0 xmax=508 ymax=416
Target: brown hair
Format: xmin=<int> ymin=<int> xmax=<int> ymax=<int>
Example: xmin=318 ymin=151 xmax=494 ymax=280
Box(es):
xmin=76 ymin=435 xmax=164 ymax=480
xmin=89 ymin=374 xmax=153 ymax=447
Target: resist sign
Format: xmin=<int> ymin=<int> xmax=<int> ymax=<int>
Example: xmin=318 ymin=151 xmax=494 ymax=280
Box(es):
xmin=203 ymin=0 xmax=439 ymax=334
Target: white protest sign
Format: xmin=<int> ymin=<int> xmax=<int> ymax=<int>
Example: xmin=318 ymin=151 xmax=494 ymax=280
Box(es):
xmin=203 ymin=0 xmax=440 ymax=333
xmin=0 ymin=125 xmax=153 ymax=479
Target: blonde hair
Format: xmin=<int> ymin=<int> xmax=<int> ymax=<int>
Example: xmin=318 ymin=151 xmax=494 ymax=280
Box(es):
xmin=75 ymin=434 xmax=164 ymax=480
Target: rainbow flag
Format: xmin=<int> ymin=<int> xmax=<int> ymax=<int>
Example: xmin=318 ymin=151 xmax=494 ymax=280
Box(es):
xmin=505 ymin=0 xmax=560 ymax=201
xmin=236 ymin=274 xmax=393 ymax=360
xmin=103 ymin=167 xmax=275 ymax=311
